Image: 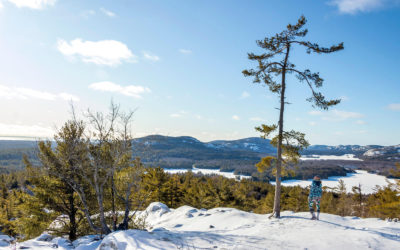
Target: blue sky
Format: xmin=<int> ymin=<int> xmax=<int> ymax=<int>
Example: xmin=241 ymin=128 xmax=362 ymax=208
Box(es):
xmin=0 ymin=0 xmax=399 ymax=145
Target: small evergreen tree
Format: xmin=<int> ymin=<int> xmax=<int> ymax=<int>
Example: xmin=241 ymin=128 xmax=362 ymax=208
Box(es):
xmin=335 ymin=180 xmax=350 ymax=216
xmin=351 ymin=184 xmax=365 ymax=217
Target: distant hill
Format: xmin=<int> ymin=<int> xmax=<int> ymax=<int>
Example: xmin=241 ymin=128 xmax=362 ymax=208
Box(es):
xmin=0 ymin=136 xmax=398 ymax=179
xmin=132 ymin=135 xmax=399 ymax=162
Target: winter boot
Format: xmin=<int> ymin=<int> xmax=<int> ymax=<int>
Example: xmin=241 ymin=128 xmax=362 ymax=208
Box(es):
xmin=316 ymin=211 xmax=320 ymax=220
xmin=310 ymin=209 xmax=316 ymax=220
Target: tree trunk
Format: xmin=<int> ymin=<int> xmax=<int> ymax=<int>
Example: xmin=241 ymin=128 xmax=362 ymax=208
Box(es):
xmin=68 ymin=189 xmax=77 ymax=241
xmin=111 ymin=174 xmax=117 ymax=231
xmin=273 ymin=44 xmax=290 ymax=218
xmin=120 ymin=188 xmax=132 ymax=230
xmin=96 ymin=186 xmax=111 ymax=235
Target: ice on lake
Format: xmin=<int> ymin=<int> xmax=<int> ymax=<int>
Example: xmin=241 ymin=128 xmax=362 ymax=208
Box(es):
xmin=271 ymin=170 xmax=396 ymax=194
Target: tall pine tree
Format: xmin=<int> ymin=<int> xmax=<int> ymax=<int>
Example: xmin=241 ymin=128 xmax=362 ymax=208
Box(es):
xmin=243 ymin=15 xmax=343 ymax=218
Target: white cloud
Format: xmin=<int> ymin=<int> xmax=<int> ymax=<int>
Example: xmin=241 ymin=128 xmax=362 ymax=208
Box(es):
xmin=308 ymin=110 xmax=323 ymax=116
xmin=0 ymin=2 xmax=3 ymax=9
xmin=170 ymin=111 xmax=187 ymax=118
xmin=6 ymin=0 xmax=56 ymax=9
xmin=232 ymin=115 xmax=240 ymax=121
xmin=100 ymin=7 xmax=115 ymax=17
xmin=387 ymin=103 xmax=400 ymax=111
xmin=0 ymin=123 xmax=54 ymax=138
xmin=355 ymin=120 xmax=367 ymax=125
xmin=330 ymin=0 xmax=384 ymax=14
xmin=170 ymin=113 xmax=182 ymax=118
xmin=179 ymin=49 xmax=192 ymax=54
xmin=81 ymin=10 xmax=96 ymax=19
xmin=0 ymin=84 xmax=79 ymax=101
xmin=58 ymin=93 xmax=80 ymax=102
xmin=89 ymin=81 xmax=151 ymax=99
xmin=309 ymin=109 xmax=364 ymax=121
xmin=142 ymin=51 xmax=160 ymax=62
xmin=240 ymin=91 xmax=250 ymax=99
xmin=57 ymin=39 xmax=135 ymax=66
xmin=309 ymin=121 xmax=317 ymax=126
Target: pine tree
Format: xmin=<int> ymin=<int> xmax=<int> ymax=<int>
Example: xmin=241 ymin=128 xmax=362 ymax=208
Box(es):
xmin=22 ymin=156 xmax=84 ymax=241
xmin=164 ymin=174 xmax=182 ymax=208
xmin=286 ymin=186 xmax=308 ymax=212
xmin=351 ymin=184 xmax=365 ymax=217
xmin=335 ymin=180 xmax=350 ymax=216
xmin=143 ymin=167 xmax=169 ymax=203
xmin=243 ymin=15 xmax=343 ymax=218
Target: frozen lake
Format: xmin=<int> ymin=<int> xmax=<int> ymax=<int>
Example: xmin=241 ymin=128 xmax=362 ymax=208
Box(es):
xmin=271 ymin=170 xmax=397 ymax=194
xmin=300 ymin=154 xmax=362 ymax=161
xmin=164 ymin=167 xmax=251 ymax=180
xmin=165 ymin=168 xmax=397 ymax=194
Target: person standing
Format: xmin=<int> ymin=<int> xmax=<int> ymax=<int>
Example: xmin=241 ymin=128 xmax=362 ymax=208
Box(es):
xmin=309 ymin=176 xmax=322 ymax=220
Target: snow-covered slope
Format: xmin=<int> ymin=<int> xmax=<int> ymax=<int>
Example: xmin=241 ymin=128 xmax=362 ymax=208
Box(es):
xmin=4 ymin=202 xmax=400 ymax=250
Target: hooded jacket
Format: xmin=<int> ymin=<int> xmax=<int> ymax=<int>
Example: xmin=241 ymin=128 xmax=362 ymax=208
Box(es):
xmin=309 ymin=180 xmax=322 ymax=198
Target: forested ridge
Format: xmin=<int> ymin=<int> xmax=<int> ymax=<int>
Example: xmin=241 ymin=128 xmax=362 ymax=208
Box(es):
xmin=0 ymin=107 xmax=399 ymax=241
xmin=1 ymin=164 xmax=400 ymax=241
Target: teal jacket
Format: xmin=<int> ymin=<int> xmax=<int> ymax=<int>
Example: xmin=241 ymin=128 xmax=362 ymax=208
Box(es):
xmin=309 ymin=180 xmax=322 ymax=198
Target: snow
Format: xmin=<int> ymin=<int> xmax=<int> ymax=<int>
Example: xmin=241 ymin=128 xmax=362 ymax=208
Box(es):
xmin=164 ymin=167 xmax=251 ymax=180
xmin=301 ymin=154 xmax=363 ymax=161
xmin=243 ymin=142 xmax=260 ymax=151
xmin=0 ymin=234 xmax=14 ymax=247
xmin=4 ymin=202 xmax=400 ymax=250
xmin=364 ymin=150 xmax=383 ymax=156
xmin=271 ymin=170 xmax=397 ymax=194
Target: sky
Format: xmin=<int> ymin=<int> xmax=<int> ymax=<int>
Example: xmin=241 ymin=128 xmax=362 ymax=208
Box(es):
xmin=0 ymin=0 xmax=399 ymax=145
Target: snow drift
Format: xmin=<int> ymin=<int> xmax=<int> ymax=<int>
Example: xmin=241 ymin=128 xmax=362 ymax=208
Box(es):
xmin=2 ymin=202 xmax=400 ymax=249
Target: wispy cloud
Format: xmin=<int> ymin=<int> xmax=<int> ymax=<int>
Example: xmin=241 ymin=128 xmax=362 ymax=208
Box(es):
xmin=309 ymin=121 xmax=317 ymax=126
xmin=0 ymin=84 xmax=79 ymax=101
xmin=100 ymin=7 xmax=115 ymax=17
xmin=355 ymin=120 xmax=367 ymax=125
xmin=329 ymin=0 xmax=384 ymax=14
xmin=179 ymin=49 xmax=192 ymax=54
xmin=240 ymin=91 xmax=250 ymax=99
xmin=309 ymin=109 xmax=364 ymax=121
xmin=57 ymin=38 xmax=135 ymax=66
xmin=232 ymin=115 xmax=240 ymax=121
xmin=81 ymin=10 xmax=96 ymax=19
xmin=6 ymin=0 xmax=56 ymax=9
xmin=142 ymin=51 xmax=160 ymax=62
xmin=0 ymin=123 xmax=54 ymax=138
xmin=387 ymin=103 xmax=400 ymax=111
xmin=89 ymin=81 xmax=151 ymax=99
xmin=170 ymin=111 xmax=187 ymax=118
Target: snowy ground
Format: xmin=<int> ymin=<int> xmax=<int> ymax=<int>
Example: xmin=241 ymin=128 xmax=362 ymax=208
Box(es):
xmin=3 ymin=202 xmax=400 ymax=250
xmin=271 ymin=170 xmax=397 ymax=194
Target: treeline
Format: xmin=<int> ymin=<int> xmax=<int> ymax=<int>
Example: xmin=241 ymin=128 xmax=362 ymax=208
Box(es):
xmin=0 ymin=104 xmax=399 ymax=242
xmin=0 ymin=147 xmax=38 ymax=174
xmin=1 ymin=163 xmax=399 ymax=242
